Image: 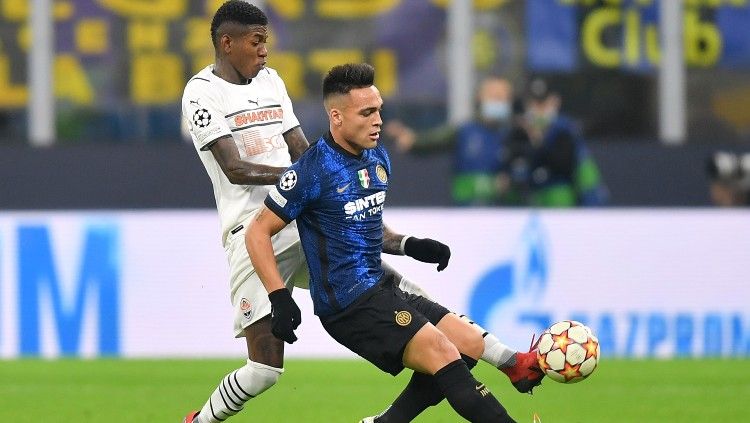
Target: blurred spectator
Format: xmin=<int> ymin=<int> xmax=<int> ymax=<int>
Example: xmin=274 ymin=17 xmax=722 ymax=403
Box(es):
xmin=499 ymin=78 xmax=608 ymax=207
xmin=385 ymin=76 xmax=514 ymax=206
xmin=706 ymin=151 xmax=750 ymax=206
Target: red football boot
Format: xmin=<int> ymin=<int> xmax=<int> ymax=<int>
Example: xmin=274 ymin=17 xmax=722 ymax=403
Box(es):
xmin=501 ymin=335 xmax=545 ymax=394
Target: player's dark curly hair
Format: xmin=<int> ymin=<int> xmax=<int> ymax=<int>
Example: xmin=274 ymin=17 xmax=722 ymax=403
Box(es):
xmin=323 ymin=63 xmax=375 ymax=98
xmin=211 ymin=0 xmax=268 ymax=48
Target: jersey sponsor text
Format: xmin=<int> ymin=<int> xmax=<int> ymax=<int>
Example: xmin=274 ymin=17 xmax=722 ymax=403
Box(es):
xmin=344 ymin=191 xmax=386 ymax=219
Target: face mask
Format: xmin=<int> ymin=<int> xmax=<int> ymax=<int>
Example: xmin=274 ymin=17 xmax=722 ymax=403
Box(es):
xmin=480 ymin=100 xmax=511 ymax=122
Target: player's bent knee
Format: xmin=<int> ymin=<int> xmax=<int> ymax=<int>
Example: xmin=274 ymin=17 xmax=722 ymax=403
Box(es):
xmin=433 ymin=330 xmax=461 ymax=364
xmin=238 ymin=359 xmax=284 ymax=397
xmin=404 ymin=324 xmax=461 ymax=374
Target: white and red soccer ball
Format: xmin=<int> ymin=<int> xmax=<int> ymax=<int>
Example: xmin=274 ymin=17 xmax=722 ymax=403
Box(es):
xmin=536 ymin=320 xmax=600 ymax=384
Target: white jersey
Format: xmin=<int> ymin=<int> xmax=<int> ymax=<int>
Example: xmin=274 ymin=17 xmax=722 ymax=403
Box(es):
xmin=182 ymin=65 xmax=300 ymax=246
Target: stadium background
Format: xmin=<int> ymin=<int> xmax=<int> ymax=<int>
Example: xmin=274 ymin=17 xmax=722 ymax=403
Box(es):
xmin=0 ymin=0 xmax=749 ymax=421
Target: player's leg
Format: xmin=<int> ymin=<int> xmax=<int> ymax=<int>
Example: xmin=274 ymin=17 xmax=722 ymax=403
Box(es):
xmin=402 ymin=323 xmax=516 ymax=423
xmin=387 ymin=262 xmax=518 ymax=366
xmin=459 ymin=314 xmax=545 ymax=394
xmin=186 ymin=239 xmax=304 ymax=423
xmin=320 ymin=271 xmax=514 ymax=423
xmin=373 ymin=292 xmax=511 ymax=423
xmin=372 ymin=312 xmax=482 ymax=422
xmin=386 ymin=262 xmax=542 ymax=393
xmin=191 ymin=317 xmax=286 ymax=423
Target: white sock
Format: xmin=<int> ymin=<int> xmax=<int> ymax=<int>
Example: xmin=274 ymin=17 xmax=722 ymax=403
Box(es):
xmin=482 ymin=332 xmax=517 ymax=369
xmin=196 ymin=360 xmax=283 ymax=423
xmin=459 ymin=314 xmax=517 ymax=368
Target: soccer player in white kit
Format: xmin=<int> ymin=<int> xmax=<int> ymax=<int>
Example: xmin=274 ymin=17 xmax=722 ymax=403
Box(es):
xmin=181 ymin=3 xmax=309 ymax=422
xmin=181 ymin=2 xmax=542 ymax=422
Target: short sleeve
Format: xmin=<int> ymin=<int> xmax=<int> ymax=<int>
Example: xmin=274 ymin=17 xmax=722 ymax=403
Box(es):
xmin=264 ymin=158 xmax=319 ymax=223
xmin=182 ymin=80 xmax=232 ymax=151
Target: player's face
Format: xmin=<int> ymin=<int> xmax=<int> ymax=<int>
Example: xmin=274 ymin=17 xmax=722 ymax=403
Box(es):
xmin=339 ymin=86 xmax=383 ymax=154
xmin=229 ymin=26 xmax=268 ymax=79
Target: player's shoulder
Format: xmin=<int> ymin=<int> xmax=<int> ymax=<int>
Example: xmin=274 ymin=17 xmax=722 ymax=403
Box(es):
xmin=292 ymin=135 xmax=340 ymax=177
xmin=254 ymin=67 xmax=288 ymax=88
xmin=297 ymin=135 xmax=328 ymax=165
xmin=183 ymin=66 xmax=216 ymax=94
xmin=374 ymin=141 xmax=391 ymax=161
xmin=257 ymin=66 xmax=281 ymax=80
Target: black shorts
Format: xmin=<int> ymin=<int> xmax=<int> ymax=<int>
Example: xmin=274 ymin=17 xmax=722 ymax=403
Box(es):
xmin=319 ymin=267 xmax=450 ymax=376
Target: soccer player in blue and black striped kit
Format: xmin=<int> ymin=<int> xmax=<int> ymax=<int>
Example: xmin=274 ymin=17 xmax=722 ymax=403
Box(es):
xmin=247 ymin=63 xmax=520 ymax=422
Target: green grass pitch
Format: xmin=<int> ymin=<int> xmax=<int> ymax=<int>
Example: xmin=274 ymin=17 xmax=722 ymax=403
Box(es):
xmin=1 ymin=358 xmax=747 ymax=422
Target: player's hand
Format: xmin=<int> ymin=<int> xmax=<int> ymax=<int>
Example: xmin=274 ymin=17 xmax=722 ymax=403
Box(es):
xmin=268 ymin=288 xmax=301 ymax=344
xmin=403 ymin=237 xmax=451 ymax=271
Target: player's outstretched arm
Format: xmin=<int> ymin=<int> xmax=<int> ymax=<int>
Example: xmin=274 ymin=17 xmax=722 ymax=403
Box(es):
xmin=382 ymin=224 xmax=407 ymax=255
xmin=246 ymin=206 xmax=301 ymax=343
xmin=209 ymin=136 xmax=290 ymax=185
xmin=282 ymin=126 xmax=310 ymax=162
xmin=383 ymin=224 xmax=451 ymax=271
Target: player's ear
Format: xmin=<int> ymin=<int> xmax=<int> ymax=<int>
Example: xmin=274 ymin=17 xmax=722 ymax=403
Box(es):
xmin=219 ymin=34 xmax=232 ymax=54
xmin=330 ymin=108 xmax=343 ymax=127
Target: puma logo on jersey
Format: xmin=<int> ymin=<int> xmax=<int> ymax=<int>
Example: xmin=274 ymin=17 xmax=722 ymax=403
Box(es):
xmin=336 ymin=183 xmax=351 ymax=193
xmin=248 ymin=98 xmax=259 ymax=105
xmin=189 ymin=99 xmax=200 ymax=106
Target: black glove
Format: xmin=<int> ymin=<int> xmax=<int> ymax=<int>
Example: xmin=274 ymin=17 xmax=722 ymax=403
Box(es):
xmin=268 ymin=288 xmax=301 ymax=344
xmin=403 ymin=237 xmax=451 ymax=271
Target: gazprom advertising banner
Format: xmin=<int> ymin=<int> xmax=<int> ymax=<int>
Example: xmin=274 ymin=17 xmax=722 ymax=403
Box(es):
xmin=0 ymin=210 xmax=748 ymax=359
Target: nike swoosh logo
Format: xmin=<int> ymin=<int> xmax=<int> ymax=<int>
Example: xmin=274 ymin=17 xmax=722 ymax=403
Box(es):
xmin=336 ymin=183 xmax=351 ymax=193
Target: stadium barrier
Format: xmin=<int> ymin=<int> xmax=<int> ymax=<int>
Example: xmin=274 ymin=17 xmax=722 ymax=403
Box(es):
xmin=0 ymin=209 xmax=748 ymax=359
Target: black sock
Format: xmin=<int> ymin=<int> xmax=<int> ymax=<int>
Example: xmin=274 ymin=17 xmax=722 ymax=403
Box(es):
xmin=434 ymin=359 xmax=516 ymax=423
xmin=375 ymin=355 xmax=479 ymax=423
xmin=461 ymin=353 xmax=478 ymax=370
xmin=375 ymin=371 xmax=441 ymax=423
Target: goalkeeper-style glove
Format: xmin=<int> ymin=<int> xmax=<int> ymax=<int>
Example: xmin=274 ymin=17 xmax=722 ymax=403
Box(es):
xmin=268 ymin=288 xmax=301 ymax=344
xmin=402 ymin=236 xmax=451 ymax=271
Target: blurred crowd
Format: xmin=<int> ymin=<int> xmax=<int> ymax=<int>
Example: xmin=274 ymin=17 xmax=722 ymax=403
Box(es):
xmin=706 ymin=151 xmax=750 ymax=207
xmin=385 ymin=77 xmax=609 ymax=208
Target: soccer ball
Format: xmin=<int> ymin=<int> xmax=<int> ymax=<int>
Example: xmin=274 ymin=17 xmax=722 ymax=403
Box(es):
xmin=536 ymin=320 xmax=600 ymax=383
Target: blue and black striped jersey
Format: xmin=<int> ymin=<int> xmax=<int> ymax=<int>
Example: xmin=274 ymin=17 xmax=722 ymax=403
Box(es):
xmin=265 ymin=132 xmax=391 ymax=316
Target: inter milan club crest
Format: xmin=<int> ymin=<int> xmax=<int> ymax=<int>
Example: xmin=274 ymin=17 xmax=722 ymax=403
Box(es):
xmin=395 ymin=311 xmax=412 ymax=326
xmin=357 ymin=168 xmax=370 ymax=188
xmin=375 ymin=164 xmax=388 ymax=183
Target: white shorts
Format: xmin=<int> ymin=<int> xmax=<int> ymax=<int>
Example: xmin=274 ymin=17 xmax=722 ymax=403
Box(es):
xmin=225 ymin=222 xmax=308 ymax=338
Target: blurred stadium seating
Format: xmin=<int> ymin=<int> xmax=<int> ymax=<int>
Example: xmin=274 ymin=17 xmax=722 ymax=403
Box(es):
xmin=1 ymin=1 xmax=748 ymax=207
